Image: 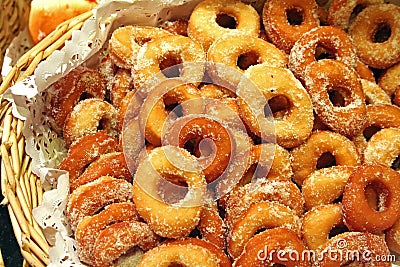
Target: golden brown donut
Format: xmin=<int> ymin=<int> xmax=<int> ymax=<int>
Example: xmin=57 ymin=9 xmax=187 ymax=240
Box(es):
xmin=225 ymin=179 xmax=304 ymax=229
xmin=342 ymin=164 xmax=400 ymax=233
xmin=328 ymin=0 xmax=384 ymax=30
xmin=349 ymin=4 xmax=400 ymax=69
xmin=356 ymin=61 xmax=375 ymax=82
xmin=92 ymin=220 xmax=160 ymax=267
xmin=378 ymin=61 xmax=400 ymax=97
xmin=59 ymin=131 xmax=120 ymax=184
xmin=233 ymin=228 xmax=311 ymax=267
xmin=47 ymin=67 xmax=106 ymax=133
xmin=238 ymin=65 xmax=313 ymax=148
xmin=187 ymin=0 xmax=260 ymax=50
xmin=263 ymin=0 xmax=320 ymax=53
xmin=132 ymin=35 xmax=205 ymax=89
xmin=75 ymin=202 xmax=139 ymax=265
xmin=132 ymin=146 xmax=206 ymax=238
xmin=288 ymin=26 xmax=357 ymax=81
xmin=207 ymin=35 xmax=287 ymax=86
xmin=302 ymin=166 xmax=355 ymax=210
xmin=301 ymin=204 xmax=345 ymax=250
xmin=304 ymin=59 xmax=367 ymax=137
xmin=197 ymin=203 xmax=227 ymax=250
xmin=66 ymin=176 xmax=133 ymax=232
xmin=109 ymin=25 xmax=172 ymax=69
xmin=70 ymin=152 xmax=131 ymax=192
xmin=361 ymin=79 xmax=391 ymax=105
xmin=228 ymin=201 xmax=301 ymax=259
xmin=316 ymin=232 xmax=392 ymax=267
xmin=63 ymin=98 xmax=118 ymax=147
xmin=363 ymin=128 xmax=400 ymax=169
xmin=291 ymin=130 xmax=360 ymax=186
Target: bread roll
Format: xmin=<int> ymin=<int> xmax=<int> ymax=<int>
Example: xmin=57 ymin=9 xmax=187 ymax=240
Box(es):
xmin=28 ymin=0 xmax=98 ymax=44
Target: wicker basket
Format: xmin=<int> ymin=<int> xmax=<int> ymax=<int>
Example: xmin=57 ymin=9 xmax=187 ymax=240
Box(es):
xmin=0 ymin=6 xmax=93 ymax=266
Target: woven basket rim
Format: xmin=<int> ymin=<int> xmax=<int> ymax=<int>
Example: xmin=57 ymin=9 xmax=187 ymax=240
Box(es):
xmin=0 ymin=10 xmax=93 ymax=267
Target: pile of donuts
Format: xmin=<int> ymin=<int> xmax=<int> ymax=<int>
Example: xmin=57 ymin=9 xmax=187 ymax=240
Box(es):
xmin=45 ymin=0 xmax=400 ymax=266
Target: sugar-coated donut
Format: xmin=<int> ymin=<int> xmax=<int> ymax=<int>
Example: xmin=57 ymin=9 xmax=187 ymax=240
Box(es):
xmin=238 ymin=65 xmax=313 ymax=148
xmin=133 ymin=35 xmax=205 ymax=89
xmin=356 ymin=61 xmax=375 ymax=82
xmin=187 ymin=0 xmax=260 ymax=51
xmin=378 ymin=61 xmax=400 ymax=97
xmin=109 ymin=25 xmax=172 ymax=69
xmin=385 ymin=218 xmax=400 ymax=254
xmin=228 ymin=201 xmax=301 ymax=259
xmin=92 ymin=220 xmax=160 ymax=267
xmin=164 ymin=115 xmax=232 ymax=183
xmin=233 ymin=228 xmax=311 ymax=267
xmin=352 ymin=104 xmax=400 ymax=160
xmin=304 ymin=59 xmax=367 ymax=137
xmin=349 ymin=4 xmax=400 ymax=69
xmin=225 ymin=179 xmax=304 ymax=230
xmin=342 ymin=164 xmax=400 ymax=233
xmin=197 ymin=203 xmax=227 ymax=250
xmin=291 ymin=130 xmax=360 ymax=186
xmin=302 ymin=166 xmax=355 ymax=210
xmin=263 ymin=0 xmax=320 ymax=53
xmin=59 ymin=131 xmax=120 ymax=184
xmin=361 ymin=79 xmax=391 ymax=106
xmin=328 ymin=0 xmax=384 ymax=30
xmin=110 ymin=68 xmax=133 ymax=109
xmin=75 ymin=202 xmax=139 ymax=265
xmin=363 ymin=128 xmax=400 ymax=169
xmin=302 ymin=204 xmax=344 ymax=250
xmin=63 ymin=98 xmax=118 ymax=147
xmin=47 ymin=67 xmax=106 ymax=133
xmin=66 ymin=176 xmax=133 ymax=232
xmin=288 ymin=26 xmax=357 ymax=81
xmin=70 ymin=152 xmax=131 ymax=192
xmin=207 ymin=35 xmax=287 ymax=87
xmin=137 ymin=241 xmax=221 ymax=267
xmin=316 ymin=232 xmax=391 ymax=267
xmin=132 ymin=146 xmax=206 ymax=238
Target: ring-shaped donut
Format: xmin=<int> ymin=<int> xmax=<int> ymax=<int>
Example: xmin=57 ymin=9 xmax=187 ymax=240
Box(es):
xmin=304 ymin=59 xmax=367 ymax=137
xmin=59 ymin=131 xmax=120 ymax=184
xmin=109 ymin=25 xmax=172 ymax=69
xmin=349 ymin=4 xmax=400 ymax=69
xmin=238 ymin=65 xmax=313 ymax=148
xmin=228 ymin=201 xmax=301 ymax=259
xmin=291 ymin=130 xmax=360 ymax=186
xmin=75 ymin=202 xmax=139 ymax=265
xmin=207 ymin=35 xmax=287 ymax=87
xmin=263 ymin=0 xmax=320 ymax=53
xmin=132 ymin=146 xmax=206 ymax=238
xmin=63 ymin=98 xmax=118 ymax=147
xmin=301 ymin=204 xmax=344 ymax=250
xmin=342 ymin=164 xmax=400 ymax=233
xmin=187 ymin=0 xmax=260 ymax=51
xmin=378 ymin=62 xmax=400 ymax=97
xmin=133 ymin=35 xmax=205 ymax=89
xmin=288 ymin=26 xmax=357 ymax=81
xmin=66 ymin=176 xmax=133 ymax=232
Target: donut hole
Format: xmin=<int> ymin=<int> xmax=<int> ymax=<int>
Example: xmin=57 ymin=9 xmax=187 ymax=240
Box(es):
xmin=159 ymin=54 xmax=183 ymax=78
xmin=316 ymin=152 xmax=336 ymax=169
xmin=184 ymin=137 xmax=216 ymax=158
xmin=267 ymin=95 xmax=291 ymax=119
xmin=286 ymin=7 xmax=304 ymax=26
xmin=216 ymin=13 xmax=237 ymax=29
xmin=328 ymin=224 xmax=349 ymax=238
xmin=237 ymin=51 xmax=260 ymax=70
xmin=373 ymin=22 xmax=392 ymax=43
xmin=157 ymin=174 xmax=189 ymax=204
xmin=315 ymin=45 xmax=336 ymax=61
xmin=362 ymin=125 xmax=381 ymax=141
xmin=328 ymin=86 xmax=353 ymax=107
xmin=391 ymin=155 xmax=400 ymax=171
xmin=365 ymin=182 xmax=389 ymax=212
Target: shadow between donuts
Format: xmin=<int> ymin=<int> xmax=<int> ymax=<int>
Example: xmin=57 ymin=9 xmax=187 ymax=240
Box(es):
xmin=121 ymin=62 xmax=277 ymax=207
